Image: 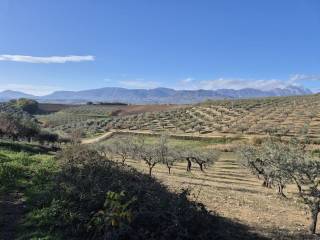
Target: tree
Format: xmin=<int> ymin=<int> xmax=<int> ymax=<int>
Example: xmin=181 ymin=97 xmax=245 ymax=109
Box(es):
xmin=259 ymin=140 xmax=292 ymax=197
xmin=0 ymin=113 xmax=21 ymax=140
xmin=10 ymin=98 xmax=39 ymax=114
xmin=239 ymin=139 xmax=320 ymax=233
xmin=238 ymin=144 xmax=273 ymax=188
xmin=153 ymin=134 xmax=177 ymax=174
xmin=20 ymin=117 xmax=40 ymax=142
xmin=237 ymin=123 xmax=249 ymax=134
xmin=112 ymin=138 xmax=133 ymax=165
xmin=36 ymin=131 xmax=59 ymax=145
xmin=138 ymin=143 xmax=160 ymax=176
xmin=190 ymin=149 xmax=220 ymax=172
xmin=175 ymin=147 xmax=193 ymax=172
xmin=286 ymin=153 xmax=320 ymax=234
xmin=177 ymin=147 xmax=219 ymax=172
xmin=70 ymin=128 xmax=84 ymax=144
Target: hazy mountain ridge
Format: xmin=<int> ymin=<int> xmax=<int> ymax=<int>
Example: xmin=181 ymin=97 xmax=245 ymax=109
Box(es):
xmin=0 ymin=86 xmax=313 ymax=104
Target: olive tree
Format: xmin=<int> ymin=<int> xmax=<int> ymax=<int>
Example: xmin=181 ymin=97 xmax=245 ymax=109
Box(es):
xmin=138 ymin=144 xmax=160 ymax=176
xmin=287 ymin=154 xmax=320 ymax=234
xmin=238 ymin=145 xmax=272 ymax=187
xmin=177 ymin=147 xmax=220 ymax=172
xmin=110 ymin=137 xmax=134 ymax=165
xmin=191 ymin=149 xmax=220 ymax=171
xmin=239 ymin=139 xmax=320 ymax=233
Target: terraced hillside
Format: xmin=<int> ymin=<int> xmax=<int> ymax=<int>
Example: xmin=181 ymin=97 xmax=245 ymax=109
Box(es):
xmin=107 ymin=94 xmax=320 ymax=140
xmin=124 ymin=152 xmax=318 ymax=239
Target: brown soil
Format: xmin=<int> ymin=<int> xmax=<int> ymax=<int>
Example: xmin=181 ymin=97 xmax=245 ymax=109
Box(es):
xmin=116 ymin=104 xmax=183 ymax=116
xmin=124 ymin=153 xmax=320 ymax=239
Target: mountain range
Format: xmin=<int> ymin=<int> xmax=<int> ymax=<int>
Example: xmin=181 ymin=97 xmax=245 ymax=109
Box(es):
xmin=0 ymin=86 xmax=313 ymax=104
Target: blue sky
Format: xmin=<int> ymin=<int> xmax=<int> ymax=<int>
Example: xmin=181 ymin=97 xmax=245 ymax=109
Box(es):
xmin=0 ymin=0 xmax=319 ymax=95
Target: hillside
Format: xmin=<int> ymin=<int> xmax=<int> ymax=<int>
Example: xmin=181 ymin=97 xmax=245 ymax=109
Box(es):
xmin=107 ymin=94 xmax=320 ymax=140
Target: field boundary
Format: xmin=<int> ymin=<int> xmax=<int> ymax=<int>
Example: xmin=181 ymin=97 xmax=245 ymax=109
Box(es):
xmin=82 ymin=129 xmax=250 ymax=144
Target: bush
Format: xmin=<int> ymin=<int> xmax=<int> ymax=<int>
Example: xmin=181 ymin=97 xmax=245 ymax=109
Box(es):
xmin=23 ymin=146 xmax=262 ymax=240
xmin=251 ymin=136 xmax=263 ymax=146
xmin=9 ymin=98 xmax=39 ymax=114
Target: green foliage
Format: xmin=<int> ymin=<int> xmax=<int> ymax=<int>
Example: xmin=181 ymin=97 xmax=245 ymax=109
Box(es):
xmin=107 ymin=94 xmax=320 ymax=138
xmin=238 ymin=138 xmax=320 ymax=233
xmin=19 ymin=146 xmax=234 ymax=240
xmin=9 ymin=98 xmax=39 ymax=114
xmin=0 ymin=103 xmax=43 ymax=141
xmin=88 ymin=191 xmax=136 ymax=238
xmin=38 ymin=110 xmax=111 ymax=138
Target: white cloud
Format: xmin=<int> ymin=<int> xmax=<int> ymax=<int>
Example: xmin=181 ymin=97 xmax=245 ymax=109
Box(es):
xmin=0 ymin=84 xmax=61 ymax=96
xmin=181 ymin=77 xmax=194 ymax=83
xmin=197 ymin=78 xmax=289 ymax=91
xmin=117 ymin=79 xmax=160 ymax=89
xmin=289 ymin=74 xmax=320 ymax=82
xmin=177 ymin=74 xmax=320 ymax=91
xmin=0 ymin=54 xmax=95 ymax=63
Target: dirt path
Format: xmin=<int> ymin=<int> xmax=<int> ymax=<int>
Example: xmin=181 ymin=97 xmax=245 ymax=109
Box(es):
xmin=81 ymin=131 xmax=115 ymax=144
xmin=0 ymin=191 xmax=25 ymax=240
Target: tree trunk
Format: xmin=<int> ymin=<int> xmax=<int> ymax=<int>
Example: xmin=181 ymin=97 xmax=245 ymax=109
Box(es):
xmin=309 ymin=202 xmax=319 ymax=234
xmin=165 ymin=162 xmax=172 ymax=174
xmin=267 ymin=177 xmax=272 ymax=188
xmin=292 ymin=177 xmax=302 ymax=195
xmin=186 ymin=158 xmax=192 ymax=172
xmin=277 ymin=184 xmax=286 ymax=198
xmin=149 ymin=167 xmax=153 ymax=176
xmin=199 ymin=163 xmax=204 ymax=172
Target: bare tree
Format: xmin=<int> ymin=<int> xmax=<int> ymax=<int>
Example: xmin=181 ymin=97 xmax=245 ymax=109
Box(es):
xmin=138 ymin=144 xmax=160 ymax=176
xmin=70 ymin=128 xmax=83 ymax=145
xmin=112 ymin=137 xmax=134 ymax=165
xmin=153 ymin=134 xmax=178 ymax=174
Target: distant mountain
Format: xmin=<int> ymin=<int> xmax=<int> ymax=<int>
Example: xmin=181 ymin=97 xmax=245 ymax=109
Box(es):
xmin=0 ymin=90 xmax=35 ymax=100
xmin=0 ymin=86 xmax=313 ymax=104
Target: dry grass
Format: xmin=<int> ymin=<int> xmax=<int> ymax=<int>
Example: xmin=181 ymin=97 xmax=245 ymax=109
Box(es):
xmin=116 ymin=104 xmax=182 ymax=116
xmin=123 ymin=152 xmax=319 ymax=239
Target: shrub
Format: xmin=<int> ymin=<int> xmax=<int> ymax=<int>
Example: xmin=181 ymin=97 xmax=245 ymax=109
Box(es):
xmin=24 ymin=146 xmax=258 ymax=240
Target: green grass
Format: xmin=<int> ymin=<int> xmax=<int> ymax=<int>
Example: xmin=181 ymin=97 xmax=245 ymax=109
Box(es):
xmin=0 ymin=141 xmax=59 ymax=239
xmin=103 ymin=134 xmax=236 ymax=149
xmin=0 ymin=145 xmax=55 ymax=194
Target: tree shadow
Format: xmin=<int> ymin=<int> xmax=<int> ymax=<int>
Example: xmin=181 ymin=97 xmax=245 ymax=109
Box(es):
xmin=21 ymin=146 xmax=269 ymax=240
xmin=0 ymin=141 xmax=57 ymax=154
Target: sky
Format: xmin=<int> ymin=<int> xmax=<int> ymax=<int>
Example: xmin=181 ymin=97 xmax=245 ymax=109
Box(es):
xmin=0 ymin=0 xmax=320 ymax=95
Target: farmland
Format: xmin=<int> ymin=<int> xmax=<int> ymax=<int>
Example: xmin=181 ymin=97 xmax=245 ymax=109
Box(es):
xmin=37 ymin=105 xmax=122 ymax=137
xmin=37 ymin=104 xmax=180 ymax=138
xmin=1 ymin=95 xmax=320 ymax=239
xmin=95 ymin=133 xmax=320 ymax=239
xmin=107 ymin=94 xmax=320 ymax=142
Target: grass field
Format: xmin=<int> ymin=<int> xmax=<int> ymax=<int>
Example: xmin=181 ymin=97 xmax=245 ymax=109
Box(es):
xmin=102 ymin=133 xmax=244 ymax=149
xmin=0 ymin=142 xmax=57 ymax=239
